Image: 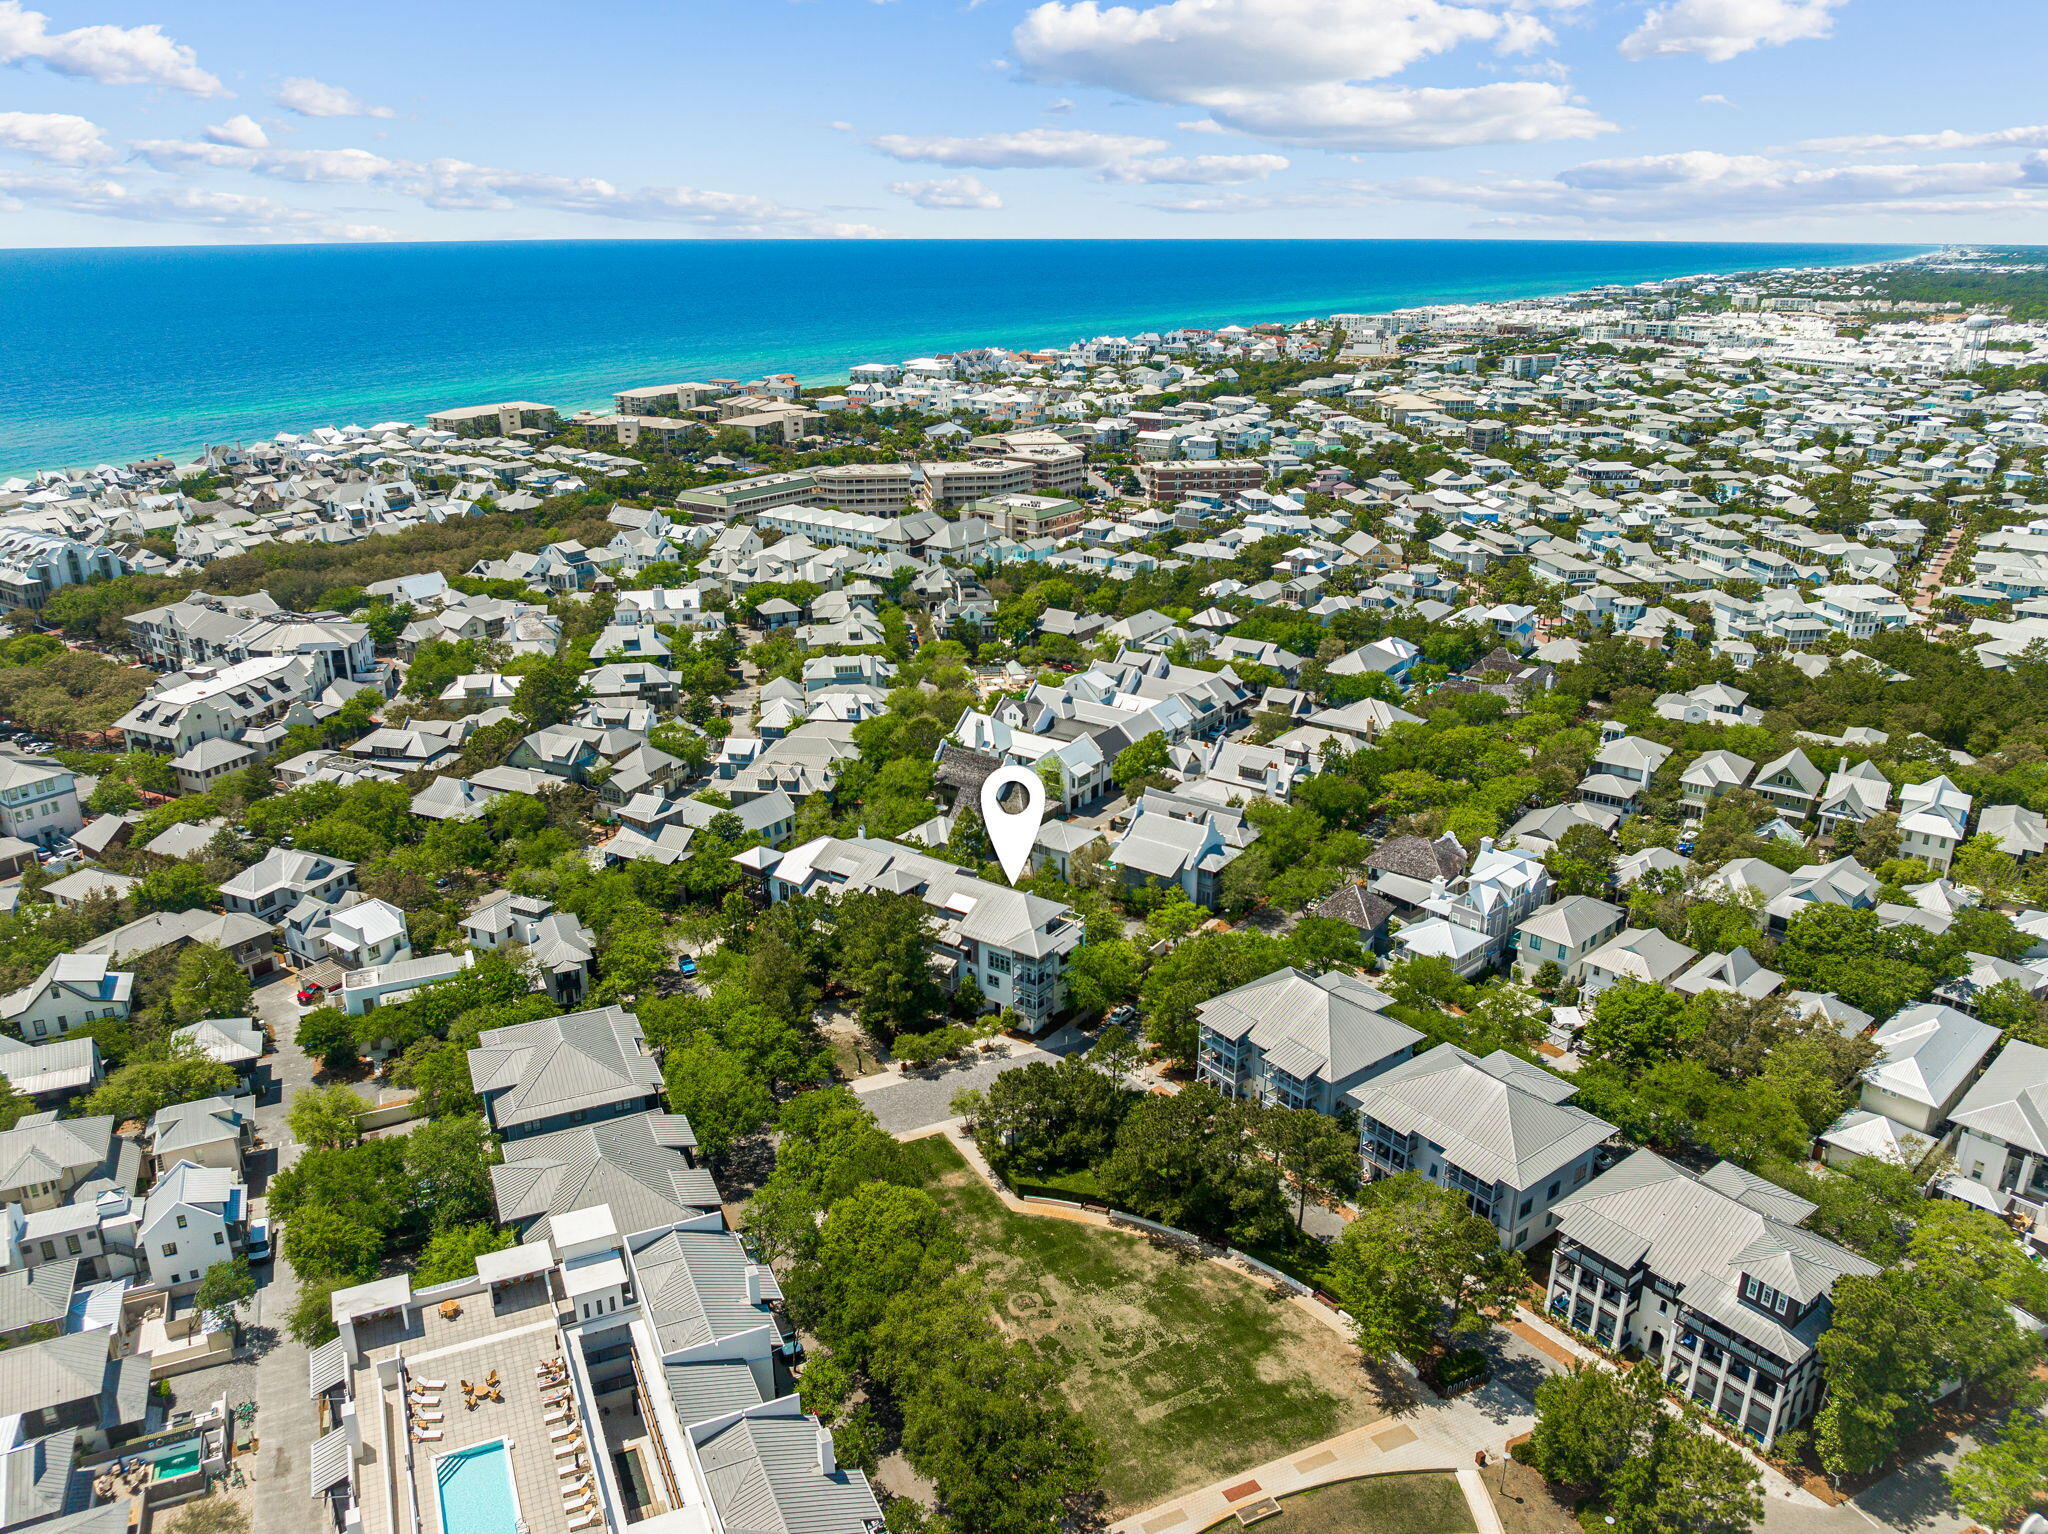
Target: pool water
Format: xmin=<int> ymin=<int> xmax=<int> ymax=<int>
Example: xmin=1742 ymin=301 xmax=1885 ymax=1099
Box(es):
xmin=152 ymin=1445 xmax=202 ymax=1481
xmin=434 ymin=1439 xmax=521 ymax=1534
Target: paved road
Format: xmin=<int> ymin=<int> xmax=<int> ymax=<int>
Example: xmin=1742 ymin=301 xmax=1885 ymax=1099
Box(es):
xmin=859 ymin=1045 xmax=1064 ymax=1133
xmin=163 ymin=976 xmax=323 ymax=1530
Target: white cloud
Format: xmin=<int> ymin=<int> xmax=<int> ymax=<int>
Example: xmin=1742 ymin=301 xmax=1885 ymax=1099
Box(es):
xmin=0 ymin=170 xmax=395 ymax=240
xmin=1353 ymin=148 xmax=2048 ymax=224
xmin=888 ymin=174 xmax=1004 ymax=208
xmin=1014 ymin=0 xmax=1510 ymax=97
xmin=1045 ymin=97 xmax=1076 ymax=113
xmin=0 ymin=111 xmax=109 ymax=165
xmin=1798 ymin=124 xmax=2048 ymax=156
xmin=129 ymin=137 xmax=885 ymax=236
xmin=1009 ymin=0 xmax=1613 ymax=150
xmin=1141 ymin=187 xmax=1371 ymax=213
xmin=868 ymin=126 xmax=1167 ymax=167
xmin=0 ymin=1 xmax=223 ymax=96
xmin=274 ymin=76 xmax=396 ymax=119
xmin=202 ymin=114 xmax=269 ymax=149
xmin=1698 ymin=92 xmax=1734 ymax=107
xmin=1619 ymin=0 xmax=1842 ymax=62
xmin=1194 ymin=80 xmax=1610 ymax=150
xmin=1099 ymin=151 xmax=1288 ymax=182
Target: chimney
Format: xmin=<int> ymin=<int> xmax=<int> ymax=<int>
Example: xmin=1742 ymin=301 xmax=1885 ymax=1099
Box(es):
xmin=1479 ymin=836 xmax=1495 ymax=857
xmin=818 ymin=1426 xmax=837 ymax=1476
xmin=745 ymin=1264 xmax=762 ymax=1306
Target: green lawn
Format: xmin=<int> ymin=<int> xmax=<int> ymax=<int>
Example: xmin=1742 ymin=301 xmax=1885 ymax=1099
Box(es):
xmin=902 ymin=1137 xmax=1386 ymax=1515
xmin=1201 ymin=1473 xmax=1476 ymax=1534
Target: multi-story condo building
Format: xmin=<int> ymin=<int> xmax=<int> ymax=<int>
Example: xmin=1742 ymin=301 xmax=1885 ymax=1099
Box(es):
xmin=0 ymin=530 xmax=125 ymax=610
xmin=1348 ymin=1043 xmax=1614 ymax=1251
xmin=920 ymin=458 xmax=1035 ymax=509
xmin=1195 ymin=968 xmax=1419 ymax=1113
xmin=0 ymin=758 xmax=82 ymax=848
xmin=967 ymin=493 xmax=1087 ymax=542
xmin=736 ymin=835 xmax=1081 ymax=1030
xmin=1136 ymin=459 xmax=1268 ymax=502
xmin=425 ymin=401 xmax=559 ymax=437
xmin=115 ymin=656 xmax=321 ymax=755
xmin=1545 ymin=1151 xmax=1877 ymax=1447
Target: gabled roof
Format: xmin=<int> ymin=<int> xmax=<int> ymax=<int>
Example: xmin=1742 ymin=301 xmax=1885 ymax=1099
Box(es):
xmin=1948 ymin=1037 xmax=2048 ymax=1157
xmin=1346 ymin=1043 xmax=1613 ymax=1189
xmin=1864 ymin=1003 xmax=1998 ymax=1111
xmin=1196 ymin=968 xmax=1417 ymax=1086
xmin=491 ymin=1112 xmax=717 ymax=1240
xmin=467 ymin=1006 xmax=660 ymax=1132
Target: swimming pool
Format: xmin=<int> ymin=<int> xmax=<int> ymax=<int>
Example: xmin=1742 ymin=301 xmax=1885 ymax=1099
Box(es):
xmin=151 ymin=1444 xmax=202 ymax=1481
xmin=433 ymin=1439 xmax=522 ymax=1534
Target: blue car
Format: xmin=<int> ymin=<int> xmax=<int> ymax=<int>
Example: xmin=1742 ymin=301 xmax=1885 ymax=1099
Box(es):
xmin=678 ymin=957 xmax=698 ymax=978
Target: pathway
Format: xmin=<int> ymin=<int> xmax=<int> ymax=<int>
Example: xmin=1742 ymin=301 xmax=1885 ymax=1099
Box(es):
xmin=1913 ymin=524 xmax=1967 ymax=613
xmin=914 ymin=1123 xmax=1537 ymax=1534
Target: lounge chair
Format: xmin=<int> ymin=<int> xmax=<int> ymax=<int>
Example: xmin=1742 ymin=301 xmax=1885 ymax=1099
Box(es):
xmin=569 ymin=1515 xmax=601 ymax=1531
xmin=412 ymin=1429 xmax=442 ymax=1442
xmin=412 ymin=1410 xmax=444 ymax=1424
xmin=549 ymin=1426 xmax=580 ymax=1443
xmin=553 ymin=1444 xmax=583 ymax=1461
xmin=415 ymin=1379 xmax=445 ymax=1391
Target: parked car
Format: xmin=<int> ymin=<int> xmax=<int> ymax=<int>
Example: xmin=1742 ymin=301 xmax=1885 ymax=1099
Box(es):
xmin=246 ymin=1218 xmax=271 ymax=1263
xmin=678 ymin=957 xmax=698 ymax=978
xmin=1105 ymin=1004 xmax=1138 ymax=1028
xmin=295 ymin=982 xmax=325 ymax=1005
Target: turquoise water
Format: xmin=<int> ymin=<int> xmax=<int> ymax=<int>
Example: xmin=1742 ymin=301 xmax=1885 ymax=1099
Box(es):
xmin=150 ymin=1444 xmax=202 ymax=1481
xmin=0 ymin=238 xmax=1925 ymax=475
xmin=434 ymin=1439 xmax=520 ymax=1534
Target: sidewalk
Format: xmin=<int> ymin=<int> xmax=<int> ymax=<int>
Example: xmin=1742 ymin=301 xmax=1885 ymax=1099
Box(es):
xmin=1106 ymin=1399 xmax=1518 ymax=1534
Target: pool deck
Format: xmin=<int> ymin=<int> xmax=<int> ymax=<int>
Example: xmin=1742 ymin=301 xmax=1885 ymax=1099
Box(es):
xmin=348 ymin=1276 xmax=599 ymax=1534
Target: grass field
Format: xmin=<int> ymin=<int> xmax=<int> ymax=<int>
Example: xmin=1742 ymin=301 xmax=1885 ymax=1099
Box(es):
xmin=1200 ymin=1472 xmax=1476 ymax=1534
xmin=902 ymin=1137 xmax=1387 ymax=1515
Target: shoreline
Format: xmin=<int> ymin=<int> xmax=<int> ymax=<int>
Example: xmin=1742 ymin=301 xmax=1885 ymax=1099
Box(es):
xmin=3 ymin=239 xmax=1931 ymax=478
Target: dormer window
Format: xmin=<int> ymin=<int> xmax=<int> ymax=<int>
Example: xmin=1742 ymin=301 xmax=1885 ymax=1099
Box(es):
xmin=1743 ymin=1276 xmax=1791 ymax=1316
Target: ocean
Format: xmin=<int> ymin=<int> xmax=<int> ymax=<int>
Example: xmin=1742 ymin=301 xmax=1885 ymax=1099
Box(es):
xmin=0 ymin=237 xmax=1925 ymax=476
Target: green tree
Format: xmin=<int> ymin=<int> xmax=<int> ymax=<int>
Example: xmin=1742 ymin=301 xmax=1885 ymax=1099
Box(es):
xmin=830 ymin=890 xmax=944 ymax=1046
xmin=1525 ymin=1362 xmax=1662 ymax=1489
xmin=742 ymin=1089 xmax=909 ymax=1265
xmin=132 ymin=863 xmax=221 ymax=916
xmin=281 ymin=1204 xmax=384 ymax=1283
xmin=1111 ymin=730 xmax=1173 ymax=797
xmin=1097 ymin=1084 xmax=1287 ymax=1247
xmin=785 ymin=1183 xmax=965 ymax=1374
xmin=169 ymin=943 xmax=252 ymax=1026
xmin=297 ymin=1004 xmax=362 ymax=1075
xmin=1322 ymin=1172 xmax=1525 ymax=1368
xmin=1948 ymin=1410 xmax=2048 ymax=1530
xmin=1582 ymin=979 xmax=1694 ymax=1075
xmin=288 ymin=1084 xmax=368 ymax=1150
xmin=512 ymin=655 xmax=587 ymax=728
xmin=192 ymin=1256 xmax=255 ymax=1333
xmin=415 ymin=1223 xmax=517 ymax=1287
xmin=1063 ymin=938 xmax=1142 ymax=1017
xmin=1610 ymin=1417 xmax=1763 ymax=1534
xmin=286 ymin=1274 xmax=347 ymax=1347
xmin=84 ymin=1041 xmax=238 ymax=1124
xmin=402 ymin=1113 xmax=502 ymax=1232
xmin=1252 ymin=1103 xmax=1360 ymax=1228
xmin=663 ymin=1034 xmax=776 ymax=1165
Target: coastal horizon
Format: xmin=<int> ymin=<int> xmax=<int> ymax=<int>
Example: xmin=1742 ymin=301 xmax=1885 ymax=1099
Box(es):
xmin=0 ymin=236 xmax=1926 ymax=476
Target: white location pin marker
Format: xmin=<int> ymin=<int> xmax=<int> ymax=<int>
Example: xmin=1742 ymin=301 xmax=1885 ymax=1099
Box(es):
xmin=980 ymin=764 xmax=1047 ymax=887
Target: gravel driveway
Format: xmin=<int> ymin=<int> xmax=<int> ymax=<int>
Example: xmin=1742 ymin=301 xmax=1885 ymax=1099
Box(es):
xmin=861 ymin=1045 xmax=1061 ymax=1134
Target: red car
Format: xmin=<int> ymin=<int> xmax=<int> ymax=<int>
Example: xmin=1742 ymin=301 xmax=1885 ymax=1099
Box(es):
xmin=295 ymin=983 xmax=325 ymax=1005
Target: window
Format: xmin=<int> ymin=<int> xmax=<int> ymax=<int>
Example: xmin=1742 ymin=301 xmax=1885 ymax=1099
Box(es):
xmin=161 ymin=1243 xmax=178 ymax=1257
xmin=176 ymin=1215 xmax=188 ymax=1229
xmin=64 ymin=1235 xmax=79 ymax=1255
xmin=985 ymin=952 xmax=1012 ymax=975
xmin=214 ymin=1231 xmax=225 ymax=1245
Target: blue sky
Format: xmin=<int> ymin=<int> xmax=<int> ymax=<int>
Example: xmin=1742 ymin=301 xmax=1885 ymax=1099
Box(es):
xmin=0 ymin=0 xmax=2042 ymax=246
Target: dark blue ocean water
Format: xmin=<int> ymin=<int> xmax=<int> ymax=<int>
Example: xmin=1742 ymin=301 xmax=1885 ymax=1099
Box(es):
xmin=0 ymin=238 xmax=1924 ymax=475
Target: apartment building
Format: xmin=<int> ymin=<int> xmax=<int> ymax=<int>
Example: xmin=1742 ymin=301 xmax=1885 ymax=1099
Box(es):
xmin=425 ymin=401 xmax=559 ymax=437
xmin=0 ymin=758 xmax=82 ymax=848
xmin=115 ymin=656 xmax=320 ymax=755
xmin=1135 ymin=459 xmax=1268 ymax=502
xmin=1546 ymin=1151 xmax=1876 ymax=1446
xmin=920 ymin=458 xmax=1035 ymax=509
xmin=967 ymin=493 xmax=1086 ymax=542
xmin=1349 ymin=1043 xmax=1615 ymax=1250
xmin=0 ymin=530 xmax=126 ymax=610
xmin=1195 ymin=968 xmax=1419 ymax=1113
xmin=737 ymin=835 xmax=1082 ymax=1030
xmin=0 ymin=954 xmax=133 ymax=1041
